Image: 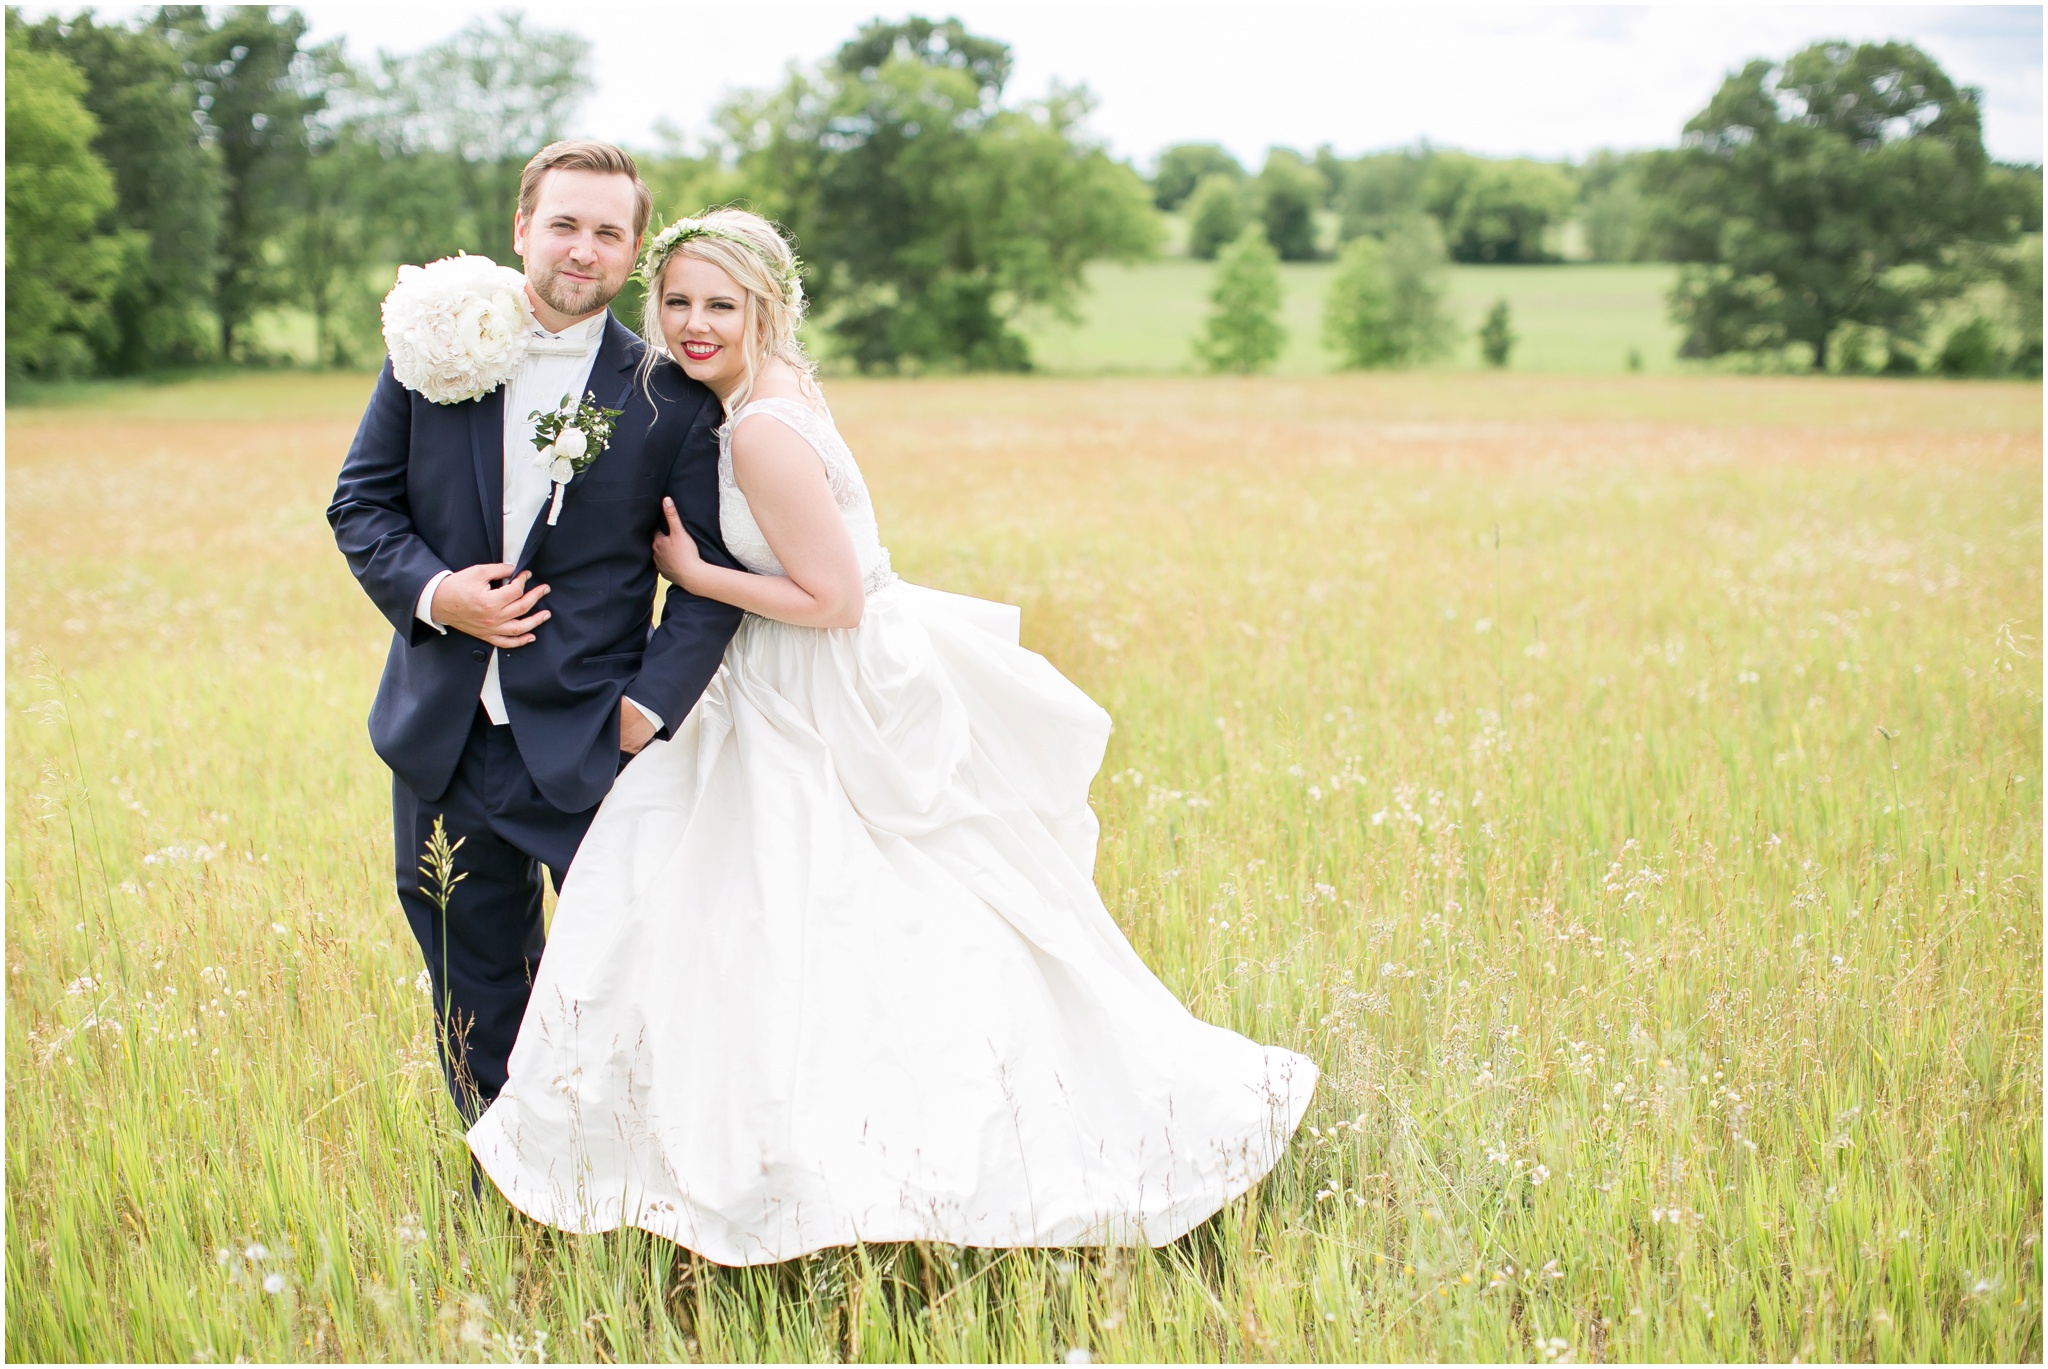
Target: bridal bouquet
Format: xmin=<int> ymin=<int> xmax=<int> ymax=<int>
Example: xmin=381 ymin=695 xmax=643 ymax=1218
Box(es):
xmin=381 ymin=253 xmax=535 ymax=404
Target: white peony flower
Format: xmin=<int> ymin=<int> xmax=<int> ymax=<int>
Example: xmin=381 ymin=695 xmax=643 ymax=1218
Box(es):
xmin=554 ymin=425 xmax=589 ymax=461
xmin=382 ymin=254 xmax=535 ymax=404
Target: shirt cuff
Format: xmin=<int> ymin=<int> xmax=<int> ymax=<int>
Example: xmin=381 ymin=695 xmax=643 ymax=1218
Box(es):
xmin=622 ymin=696 xmax=664 ymax=734
xmin=416 ymin=569 xmax=453 ymax=633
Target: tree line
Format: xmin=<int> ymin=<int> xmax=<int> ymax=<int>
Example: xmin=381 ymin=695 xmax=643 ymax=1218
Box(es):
xmin=7 ymin=9 xmax=2040 ymax=381
xmin=1160 ymin=40 xmax=2040 ymax=377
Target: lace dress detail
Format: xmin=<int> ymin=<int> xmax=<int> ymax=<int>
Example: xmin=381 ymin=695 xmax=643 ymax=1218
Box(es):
xmin=717 ymin=397 xmax=896 ymax=595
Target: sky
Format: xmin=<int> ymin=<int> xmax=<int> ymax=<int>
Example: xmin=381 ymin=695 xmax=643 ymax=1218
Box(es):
xmin=52 ymin=3 xmax=2048 ymax=166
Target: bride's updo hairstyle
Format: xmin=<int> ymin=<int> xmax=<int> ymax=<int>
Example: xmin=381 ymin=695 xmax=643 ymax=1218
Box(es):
xmin=636 ymin=208 xmax=817 ymax=416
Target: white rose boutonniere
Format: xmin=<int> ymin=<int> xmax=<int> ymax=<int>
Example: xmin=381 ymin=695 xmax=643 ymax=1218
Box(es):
xmin=381 ymin=253 xmax=535 ymax=404
xmin=531 ymin=392 xmax=625 ymax=525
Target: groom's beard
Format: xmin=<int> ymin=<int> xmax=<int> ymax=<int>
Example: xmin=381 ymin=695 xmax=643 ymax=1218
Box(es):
xmin=530 ymin=262 xmax=622 ymax=320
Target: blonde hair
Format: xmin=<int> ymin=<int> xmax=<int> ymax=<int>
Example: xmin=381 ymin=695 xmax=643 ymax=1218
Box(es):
xmin=637 ymin=208 xmax=817 ymax=417
xmin=517 ymin=140 xmax=653 ymax=239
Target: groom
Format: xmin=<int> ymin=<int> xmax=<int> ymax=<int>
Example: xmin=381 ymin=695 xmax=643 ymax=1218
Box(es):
xmin=329 ymin=140 xmax=743 ymax=1121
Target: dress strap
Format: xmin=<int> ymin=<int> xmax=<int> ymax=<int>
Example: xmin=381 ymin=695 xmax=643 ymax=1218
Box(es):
xmin=728 ymin=397 xmax=859 ymax=502
xmin=730 ymin=397 xmax=835 ymax=448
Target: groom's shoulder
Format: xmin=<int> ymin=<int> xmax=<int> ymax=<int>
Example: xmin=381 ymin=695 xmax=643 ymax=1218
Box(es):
xmin=358 ymin=355 xmax=419 ymax=424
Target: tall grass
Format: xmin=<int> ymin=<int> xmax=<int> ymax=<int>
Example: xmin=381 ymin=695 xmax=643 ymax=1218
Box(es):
xmin=7 ymin=372 xmax=2040 ymax=1361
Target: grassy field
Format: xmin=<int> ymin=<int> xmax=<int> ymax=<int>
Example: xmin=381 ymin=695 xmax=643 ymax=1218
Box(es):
xmin=7 ymin=369 xmax=2041 ymax=1362
xmin=1013 ymin=262 xmax=1689 ymax=377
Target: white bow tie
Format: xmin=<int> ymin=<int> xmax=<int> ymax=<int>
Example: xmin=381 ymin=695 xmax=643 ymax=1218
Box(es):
xmin=527 ymin=331 xmax=592 ymax=356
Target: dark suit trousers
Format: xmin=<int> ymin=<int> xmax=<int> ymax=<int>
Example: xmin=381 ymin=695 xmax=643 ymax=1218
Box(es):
xmin=392 ymin=706 xmax=609 ymax=1122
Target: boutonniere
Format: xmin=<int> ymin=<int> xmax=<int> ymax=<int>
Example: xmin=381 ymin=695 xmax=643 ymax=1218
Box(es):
xmin=530 ymin=391 xmax=625 ymax=525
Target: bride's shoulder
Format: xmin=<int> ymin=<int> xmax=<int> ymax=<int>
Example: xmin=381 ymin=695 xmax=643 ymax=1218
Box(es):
xmin=732 ymin=369 xmax=834 ymax=439
xmin=745 ymin=360 xmax=828 ymax=411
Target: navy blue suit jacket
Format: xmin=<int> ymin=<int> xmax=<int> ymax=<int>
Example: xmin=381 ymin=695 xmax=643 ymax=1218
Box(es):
xmin=328 ymin=315 xmax=744 ymax=813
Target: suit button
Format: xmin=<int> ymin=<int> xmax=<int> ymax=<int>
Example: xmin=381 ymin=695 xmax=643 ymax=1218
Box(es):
xmin=471 ymin=649 xmax=487 ymax=662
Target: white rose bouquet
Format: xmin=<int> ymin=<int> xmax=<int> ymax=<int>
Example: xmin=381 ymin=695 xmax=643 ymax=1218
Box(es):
xmin=381 ymin=253 xmax=535 ymax=404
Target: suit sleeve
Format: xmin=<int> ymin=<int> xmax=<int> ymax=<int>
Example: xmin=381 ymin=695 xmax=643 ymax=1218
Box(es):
xmin=624 ymin=394 xmax=746 ymax=739
xmin=327 ymin=361 xmax=452 ymax=645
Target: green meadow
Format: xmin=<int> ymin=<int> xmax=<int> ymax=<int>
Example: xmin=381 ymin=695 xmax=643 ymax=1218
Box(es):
xmin=6 ymin=368 xmax=2041 ymax=1361
xmin=1013 ymin=262 xmax=1689 ymax=377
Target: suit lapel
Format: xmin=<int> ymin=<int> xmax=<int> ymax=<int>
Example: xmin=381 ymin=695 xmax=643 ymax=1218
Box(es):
xmin=469 ymin=386 xmax=505 ymax=562
xmin=512 ymin=316 xmax=643 ymax=575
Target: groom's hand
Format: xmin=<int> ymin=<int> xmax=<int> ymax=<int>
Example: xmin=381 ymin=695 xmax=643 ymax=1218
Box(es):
xmin=432 ymin=563 xmax=551 ymax=649
xmin=618 ymin=700 xmax=657 ymax=754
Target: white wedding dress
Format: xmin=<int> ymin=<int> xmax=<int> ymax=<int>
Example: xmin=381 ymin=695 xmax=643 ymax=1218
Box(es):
xmin=468 ymin=396 xmax=1317 ymax=1265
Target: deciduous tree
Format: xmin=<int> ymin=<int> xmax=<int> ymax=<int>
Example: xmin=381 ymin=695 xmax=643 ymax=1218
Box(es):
xmin=1255 ymin=148 xmax=1324 ymax=261
xmin=5 ymin=21 xmax=125 ymax=378
xmin=1322 ymin=216 xmax=1454 ymax=369
xmin=1186 ymin=173 xmax=1251 ymax=261
xmin=1479 ymin=298 xmax=1515 ymax=367
xmin=1333 ymin=147 xmax=1431 ymax=242
xmin=1196 ymin=224 xmax=1285 ymax=374
xmin=725 ymin=16 xmax=1157 ymax=372
xmin=1423 ymin=152 xmax=1576 ymax=263
xmin=21 ymin=11 xmax=222 ymax=370
xmin=1152 ymin=142 xmax=1243 ymax=212
xmin=1643 ymin=41 xmax=2024 ymax=370
xmin=157 ymin=5 xmax=343 ymax=359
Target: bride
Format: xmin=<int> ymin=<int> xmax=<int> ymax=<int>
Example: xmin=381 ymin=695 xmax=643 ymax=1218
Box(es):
xmin=467 ymin=209 xmax=1317 ymax=1265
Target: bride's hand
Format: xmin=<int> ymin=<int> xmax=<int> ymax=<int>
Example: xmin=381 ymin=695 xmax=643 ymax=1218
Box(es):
xmin=653 ymin=497 xmax=708 ymax=592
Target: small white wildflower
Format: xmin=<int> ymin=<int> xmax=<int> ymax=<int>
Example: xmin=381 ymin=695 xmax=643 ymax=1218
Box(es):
xmin=1064 ymin=1350 xmax=1092 ymax=1365
xmin=1530 ymin=1164 xmax=1551 ymax=1185
xmin=262 ymin=1273 xmax=286 ymax=1295
xmin=244 ymin=1243 xmax=268 ymax=1262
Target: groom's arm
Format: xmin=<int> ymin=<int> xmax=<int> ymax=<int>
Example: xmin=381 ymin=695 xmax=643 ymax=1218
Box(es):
xmin=622 ymin=396 xmax=745 ymax=740
xmin=327 ymin=362 xmax=452 ymax=645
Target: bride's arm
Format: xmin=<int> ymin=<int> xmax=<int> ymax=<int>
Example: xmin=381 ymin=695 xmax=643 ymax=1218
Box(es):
xmin=653 ymin=416 xmax=865 ymax=629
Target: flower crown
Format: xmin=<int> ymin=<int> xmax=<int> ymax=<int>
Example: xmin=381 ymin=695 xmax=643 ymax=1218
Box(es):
xmin=635 ymin=219 xmax=805 ymax=308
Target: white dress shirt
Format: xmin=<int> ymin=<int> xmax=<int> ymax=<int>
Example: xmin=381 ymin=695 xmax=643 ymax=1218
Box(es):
xmin=415 ymin=309 xmax=663 ymax=733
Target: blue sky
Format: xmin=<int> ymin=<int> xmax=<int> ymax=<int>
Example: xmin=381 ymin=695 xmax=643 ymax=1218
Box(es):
xmin=55 ymin=3 xmax=2048 ymax=166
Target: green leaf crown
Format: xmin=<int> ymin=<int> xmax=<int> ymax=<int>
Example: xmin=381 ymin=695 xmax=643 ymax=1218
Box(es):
xmin=633 ymin=219 xmax=805 ymax=308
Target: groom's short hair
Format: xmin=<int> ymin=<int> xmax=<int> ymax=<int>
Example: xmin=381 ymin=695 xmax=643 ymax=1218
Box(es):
xmin=518 ymin=140 xmax=654 ymax=241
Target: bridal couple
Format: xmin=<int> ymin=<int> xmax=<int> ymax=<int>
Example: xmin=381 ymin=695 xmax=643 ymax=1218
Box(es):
xmin=329 ymin=140 xmax=1315 ymax=1266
